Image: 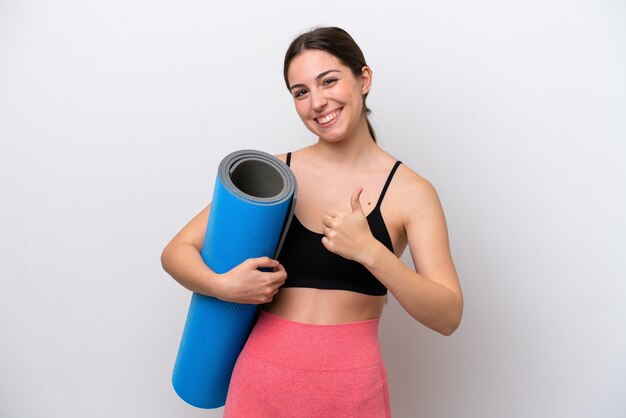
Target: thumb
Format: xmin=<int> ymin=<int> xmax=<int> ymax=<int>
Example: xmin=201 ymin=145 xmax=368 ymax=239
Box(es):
xmin=351 ymin=187 xmax=365 ymax=216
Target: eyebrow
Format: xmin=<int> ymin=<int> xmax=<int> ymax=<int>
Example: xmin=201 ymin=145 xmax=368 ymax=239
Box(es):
xmin=289 ymin=69 xmax=341 ymax=92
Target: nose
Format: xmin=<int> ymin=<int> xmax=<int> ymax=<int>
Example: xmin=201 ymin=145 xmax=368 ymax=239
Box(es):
xmin=310 ymin=89 xmax=327 ymax=112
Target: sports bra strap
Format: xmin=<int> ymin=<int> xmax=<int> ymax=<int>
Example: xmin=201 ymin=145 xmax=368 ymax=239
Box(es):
xmin=375 ymin=161 xmax=402 ymax=208
xmin=286 ymin=152 xmax=291 ymax=167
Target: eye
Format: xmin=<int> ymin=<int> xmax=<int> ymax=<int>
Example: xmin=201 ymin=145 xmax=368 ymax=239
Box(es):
xmin=322 ymin=77 xmax=338 ymax=87
xmin=293 ymin=88 xmax=308 ymax=98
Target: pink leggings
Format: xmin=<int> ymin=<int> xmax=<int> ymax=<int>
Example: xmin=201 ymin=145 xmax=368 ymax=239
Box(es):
xmin=223 ymin=310 xmax=391 ymax=417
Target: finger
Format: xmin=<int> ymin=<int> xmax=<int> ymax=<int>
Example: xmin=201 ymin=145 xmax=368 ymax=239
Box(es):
xmin=268 ymin=285 xmax=283 ymax=300
xmin=351 ymin=187 xmax=365 ymax=215
xmin=267 ymin=268 xmax=288 ymax=283
xmin=273 ymin=263 xmax=287 ymax=274
xmin=321 ymin=236 xmax=332 ymax=251
xmin=249 ymin=256 xmax=279 ymax=269
xmin=321 ymin=214 xmax=334 ymax=228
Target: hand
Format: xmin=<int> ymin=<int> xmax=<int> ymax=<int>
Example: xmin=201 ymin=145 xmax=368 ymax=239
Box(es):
xmin=321 ymin=187 xmax=377 ymax=263
xmin=216 ymin=256 xmax=287 ymax=304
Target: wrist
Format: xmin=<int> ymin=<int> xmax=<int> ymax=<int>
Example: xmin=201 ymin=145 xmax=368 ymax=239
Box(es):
xmin=360 ymin=239 xmax=387 ymax=270
xmin=202 ymin=270 xmax=227 ymax=299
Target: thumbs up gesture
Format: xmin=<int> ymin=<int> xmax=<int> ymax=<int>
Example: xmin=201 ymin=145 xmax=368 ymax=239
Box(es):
xmin=321 ymin=187 xmax=376 ymax=263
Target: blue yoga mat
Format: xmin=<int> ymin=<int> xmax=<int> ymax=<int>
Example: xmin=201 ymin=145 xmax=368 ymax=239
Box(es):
xmin=172 ymin=149 xmax=297 ymax=409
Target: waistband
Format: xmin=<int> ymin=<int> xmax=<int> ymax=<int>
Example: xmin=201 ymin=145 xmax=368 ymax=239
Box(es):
xmin=241 ymin=310 xmax=382 ymax=371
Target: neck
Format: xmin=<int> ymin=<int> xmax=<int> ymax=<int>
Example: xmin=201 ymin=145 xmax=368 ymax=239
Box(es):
xmin=311 ymin=117 xmax=378 ymax=167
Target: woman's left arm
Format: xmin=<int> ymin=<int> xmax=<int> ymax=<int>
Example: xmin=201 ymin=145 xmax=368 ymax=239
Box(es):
xmin=365 ymin=176 xmax=463 ymax=335
xmin=322 ymin=173 xmax=463 ymax=336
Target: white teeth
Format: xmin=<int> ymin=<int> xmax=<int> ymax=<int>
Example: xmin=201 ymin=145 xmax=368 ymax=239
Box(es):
xmin=317 ymin=109 xmax=341 ymax=125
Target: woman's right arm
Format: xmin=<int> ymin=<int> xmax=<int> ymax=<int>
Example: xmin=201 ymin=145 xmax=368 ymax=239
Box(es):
xmin=161 ymin=203 xmax=287 ymax=304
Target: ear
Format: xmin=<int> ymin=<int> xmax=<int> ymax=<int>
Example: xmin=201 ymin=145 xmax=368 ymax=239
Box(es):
xmin=360 ymin=65 xmax=373 ymax=95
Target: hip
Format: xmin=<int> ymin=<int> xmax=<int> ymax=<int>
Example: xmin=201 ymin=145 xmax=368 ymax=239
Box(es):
xmin=224 ymin=310 xmax=392 ymax=417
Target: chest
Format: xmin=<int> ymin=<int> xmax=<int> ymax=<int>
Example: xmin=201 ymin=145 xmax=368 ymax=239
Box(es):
xmin=293 ymin=169 xmax=389 ymax=232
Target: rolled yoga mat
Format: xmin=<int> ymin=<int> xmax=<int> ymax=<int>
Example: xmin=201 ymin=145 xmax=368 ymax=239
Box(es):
xmin=172 ymin=149 xmax=297 ymax=409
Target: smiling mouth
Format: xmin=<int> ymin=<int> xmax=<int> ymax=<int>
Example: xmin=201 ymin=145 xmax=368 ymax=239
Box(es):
xmin=315 ymin=108 xmax=342 ymax=125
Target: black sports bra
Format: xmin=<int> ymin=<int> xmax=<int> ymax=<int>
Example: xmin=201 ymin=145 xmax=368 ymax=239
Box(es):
xmin=278 ymin=152 xmax=402 ymax=296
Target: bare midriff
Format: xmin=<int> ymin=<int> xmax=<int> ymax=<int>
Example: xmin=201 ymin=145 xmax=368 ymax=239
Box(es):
xmin=262 ymin=287 xmax=386 ymax=325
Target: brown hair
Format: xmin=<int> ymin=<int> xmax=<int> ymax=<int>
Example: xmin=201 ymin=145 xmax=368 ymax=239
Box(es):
xmin=283 ymin=27 xmax=376 ymax=142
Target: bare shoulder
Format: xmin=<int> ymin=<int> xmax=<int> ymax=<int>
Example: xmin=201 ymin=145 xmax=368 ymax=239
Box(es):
xmin=274 ymin=146 xmax=313 ymax=166
xmin=274 ymin=148 xmax=304 ymax=164
xmin=389 ymin=162 xmax=444 ymax=226
xmin=274 ymin=152 xmax=288 ymax=164
xmin=393 ymin=163 xmax=439 ymax=204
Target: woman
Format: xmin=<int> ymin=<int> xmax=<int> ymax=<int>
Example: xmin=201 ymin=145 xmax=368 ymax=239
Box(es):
xmin=161 ymin=27 xmax=463 ymax=417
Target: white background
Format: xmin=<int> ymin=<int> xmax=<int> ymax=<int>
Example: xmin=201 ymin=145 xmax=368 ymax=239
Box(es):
xmin=1 ymin=1 xmax=625 ymax=417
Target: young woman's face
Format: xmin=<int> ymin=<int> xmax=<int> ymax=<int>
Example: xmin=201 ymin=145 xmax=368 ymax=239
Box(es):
xmin=286 ymin=49 xmax=371 ymax=143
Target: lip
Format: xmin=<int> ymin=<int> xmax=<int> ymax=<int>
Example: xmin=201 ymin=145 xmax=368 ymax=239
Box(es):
xmin=314 ymin=108 xmax=343 ymax=127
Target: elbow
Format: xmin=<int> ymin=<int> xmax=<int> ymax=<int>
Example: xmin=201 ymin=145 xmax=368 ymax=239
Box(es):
xmin=438 ymin=299 xmax=464 ymax=337
xmin=438 ymin=319 xmax=461 ymax=336
xmin=160 ymin=243 xmax=173 ymax=274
